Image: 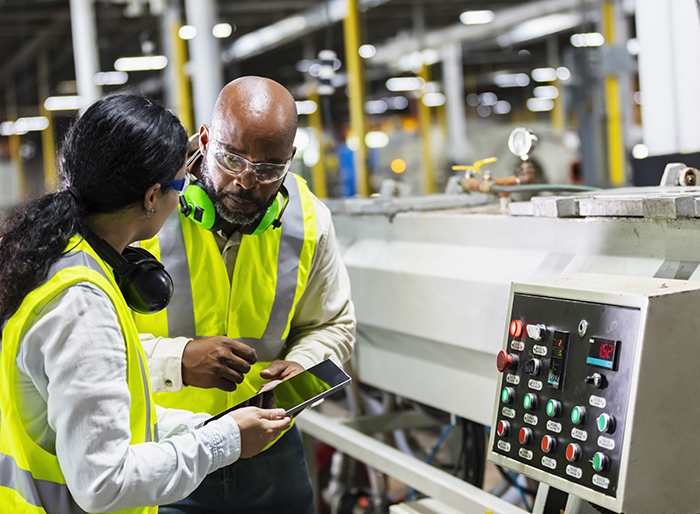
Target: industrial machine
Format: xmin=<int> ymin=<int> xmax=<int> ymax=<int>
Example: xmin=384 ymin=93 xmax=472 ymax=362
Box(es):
xmin=297 ymin=128 xmax=700 ymax=513
xmin=489 ymin=273 xmax=700 ymax=513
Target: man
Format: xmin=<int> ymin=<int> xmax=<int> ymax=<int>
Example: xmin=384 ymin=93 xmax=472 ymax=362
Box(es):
xmin=135 ymin=77 xmax=356 ymax=513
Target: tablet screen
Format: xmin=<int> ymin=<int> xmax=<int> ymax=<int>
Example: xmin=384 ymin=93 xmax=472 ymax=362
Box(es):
xmin=201 ymin=359 xmax=351 ymax=426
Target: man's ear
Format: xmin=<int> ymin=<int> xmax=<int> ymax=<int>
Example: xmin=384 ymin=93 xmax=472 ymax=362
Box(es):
xmin=199 ymin=124 xmax=209 ymax=154
xmin=291 ymin=146 xmax=297 ymax=161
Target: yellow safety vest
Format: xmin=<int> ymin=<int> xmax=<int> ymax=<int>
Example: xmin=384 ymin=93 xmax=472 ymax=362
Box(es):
xmin=134 ymin=173 xmax=317 ymax=417
xmin=0 ymin=235 xmax=157 ymax=514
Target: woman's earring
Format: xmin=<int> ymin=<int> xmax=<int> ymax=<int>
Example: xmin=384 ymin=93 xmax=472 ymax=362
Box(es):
xmin=145 ymin=208 xmax=156 ymax=219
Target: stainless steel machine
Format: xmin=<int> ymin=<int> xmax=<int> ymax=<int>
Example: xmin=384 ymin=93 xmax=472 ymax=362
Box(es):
xmin=297 ymin=147 xmax=700 ymax=512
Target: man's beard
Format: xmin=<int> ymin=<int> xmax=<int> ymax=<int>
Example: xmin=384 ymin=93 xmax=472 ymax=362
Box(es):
xmin=200 ymin=157 xmax=280 ymax=227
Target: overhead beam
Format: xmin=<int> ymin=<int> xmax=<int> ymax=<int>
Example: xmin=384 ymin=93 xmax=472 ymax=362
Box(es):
xmin=222 ymin=0 xmax=394 ymax=62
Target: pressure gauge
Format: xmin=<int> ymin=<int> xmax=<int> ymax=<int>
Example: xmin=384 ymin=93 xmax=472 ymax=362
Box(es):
xmin=508 ymin=127 xmax=538 ymax=160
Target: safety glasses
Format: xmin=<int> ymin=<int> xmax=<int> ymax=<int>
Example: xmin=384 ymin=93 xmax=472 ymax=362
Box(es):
xmin=160 ymin=172 xmax=191 ymax=195
xmin=209 ymin=137 xmax=291 ymax=184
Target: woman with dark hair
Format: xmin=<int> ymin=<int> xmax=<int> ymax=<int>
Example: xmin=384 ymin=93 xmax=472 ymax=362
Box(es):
xmin=0 ymin=94 xmax=290 ymax=513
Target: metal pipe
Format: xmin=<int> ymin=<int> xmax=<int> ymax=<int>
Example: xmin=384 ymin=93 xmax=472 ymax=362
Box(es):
xmin=69 ymin=0 xmax=101 ymax=112
xmin=184 ymin=0 xmax=224 ymax=128
xmin=343 ymin=0 xmax=369 ymax=197
xmin=418 ymin=65 xmax=435 ymax=195
xmin=38 ymin=52 xmax=57 ymax=192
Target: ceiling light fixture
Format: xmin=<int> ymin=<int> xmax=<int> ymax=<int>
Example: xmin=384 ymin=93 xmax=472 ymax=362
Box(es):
xmin=114 ymin=55 xmax=168 ymax=72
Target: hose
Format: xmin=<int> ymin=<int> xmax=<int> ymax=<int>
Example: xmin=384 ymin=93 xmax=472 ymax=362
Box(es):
xmin=491 ymin=184 xmax=599 ymax=194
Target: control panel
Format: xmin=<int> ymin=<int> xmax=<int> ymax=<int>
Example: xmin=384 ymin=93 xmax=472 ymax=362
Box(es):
xmin=488 ymin=274 xmax=700 ymax=514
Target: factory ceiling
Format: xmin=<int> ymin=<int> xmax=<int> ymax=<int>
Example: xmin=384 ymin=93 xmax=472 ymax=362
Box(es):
xmin=0 ymin=0 xmax=604 ymax=128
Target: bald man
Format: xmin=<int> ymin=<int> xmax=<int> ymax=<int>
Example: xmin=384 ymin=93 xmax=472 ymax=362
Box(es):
xmin=136 ymin=77 xmax=356 ymax=514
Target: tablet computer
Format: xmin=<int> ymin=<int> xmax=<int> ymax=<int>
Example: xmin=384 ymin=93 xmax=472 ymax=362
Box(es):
xmin=200 ymin=359 xmax=351 ymax=426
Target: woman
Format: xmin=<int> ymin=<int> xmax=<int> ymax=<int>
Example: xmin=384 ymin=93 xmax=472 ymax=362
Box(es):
xmin=0 ymin=94 xmax=290 ymax=513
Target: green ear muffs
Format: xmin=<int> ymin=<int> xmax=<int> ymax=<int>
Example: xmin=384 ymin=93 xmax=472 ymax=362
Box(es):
xmin=180 ymin=149 xmax=288 ymax=234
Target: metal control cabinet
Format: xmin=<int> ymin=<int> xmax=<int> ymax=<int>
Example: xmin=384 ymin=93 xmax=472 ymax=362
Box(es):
xmin=488 ymin=274 xmax=700 ymax=514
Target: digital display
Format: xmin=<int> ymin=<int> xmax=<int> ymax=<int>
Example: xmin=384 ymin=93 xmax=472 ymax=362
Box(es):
xmin=586 ymin=337 xmax=619 ymax=370
xmin=547 ymin=330 xmax=569 ymax=389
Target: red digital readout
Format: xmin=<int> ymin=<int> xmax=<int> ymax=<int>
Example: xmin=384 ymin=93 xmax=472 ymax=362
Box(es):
xmin=599 ymin=343 xmax=614 ymax=360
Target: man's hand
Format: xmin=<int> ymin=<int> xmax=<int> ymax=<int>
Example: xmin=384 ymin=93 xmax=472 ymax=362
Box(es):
xmin=229 ymin=407 xmax=291 ymax=458
xmin=182 ymin=336 xmax=257 ymax=390
xmin=259 ymin=360 xmax=304 ymax=381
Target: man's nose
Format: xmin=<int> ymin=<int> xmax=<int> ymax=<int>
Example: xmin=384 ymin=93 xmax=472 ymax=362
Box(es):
xmin=232 ymin=167 xmax=259 ymax=190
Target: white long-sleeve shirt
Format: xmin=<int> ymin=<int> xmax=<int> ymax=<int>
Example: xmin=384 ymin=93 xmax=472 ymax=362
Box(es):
xmin=15 ymin=283 xmax=242 ymax=513
xmin=143 ymin=197 xmax=356 ymax=392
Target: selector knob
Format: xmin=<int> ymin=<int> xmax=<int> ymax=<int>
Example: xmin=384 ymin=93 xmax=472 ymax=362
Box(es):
xmin=546 ymin=399 xmax=561 ymax=417
xmin=592 ymin=452 xmax=609 ymax=472
xmin=523 ymin=393 xmax=538 ymax=410
xmin=518 ymin=427 xmax=533 ymax=445
xmin=497 ymin=350 xmax=519 ymax=372
xmin=566 ymin=443 xmax=582 ymax=462
xmin=541 ymin=435 xmax=556 ymax=453
xmin=497 ymin=420 xmax=511 ymax=437
xmin=597 ymin=413 xmax=616 ymax=434
xmin=571 ymin=406 xmax=587 ymax=425
xmin=524 ymin=358 xmax=541 ymax=376
xmin=526 ymin=323 xmax=546 ymax=341
xmin=501 ymin=387 xmax=516 ymax=404
xmin=585 ymin=373 xmax=606 ymax=388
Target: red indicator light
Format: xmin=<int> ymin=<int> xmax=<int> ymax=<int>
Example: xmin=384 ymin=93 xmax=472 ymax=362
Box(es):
xmin=510 ymin=320 xmax=523 ymax=338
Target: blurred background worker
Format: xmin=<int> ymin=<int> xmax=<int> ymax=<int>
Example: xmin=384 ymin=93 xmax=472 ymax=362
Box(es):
xmin=0 ymin=94 xmax=291 ymax=513
xmin=136 ymin=76 xmax=356 ymax=514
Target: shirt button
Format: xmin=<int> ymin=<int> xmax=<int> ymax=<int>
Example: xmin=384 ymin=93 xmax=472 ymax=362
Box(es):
xmin=165 ymin=379 xmax=173 ymax=387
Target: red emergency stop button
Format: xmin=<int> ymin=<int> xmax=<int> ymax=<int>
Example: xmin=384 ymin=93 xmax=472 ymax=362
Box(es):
xmin=510 ymin=320 xmax=523 ymax=338
xmin=497 ymin=350 xmax=519 ymax=372
xmin=497 ymin=420 xmax=510 ymax=437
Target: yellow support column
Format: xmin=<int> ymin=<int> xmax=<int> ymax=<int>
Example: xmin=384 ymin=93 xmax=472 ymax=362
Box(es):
xmin=172 ymin=21 xmax=194 ymax=135
xmin=418 ymin=65 xmax=435 ymax=194
xmin=40 ymin=103 xmax=57 ymax=192
xmin=343 ymin=0 xmax=369 ymax=197
xmin=603 ymin=0 xmax=625 ymax=187
xmin=308 ymin=87 xmax=328 ymax=198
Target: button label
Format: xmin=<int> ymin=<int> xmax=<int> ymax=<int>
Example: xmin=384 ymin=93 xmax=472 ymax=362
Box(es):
xmin=524 ymin=414 xmax=538 ymax=426
xmin=546 ymin=421 xmax=562 ymax=433
xmin=597 ymin=436 xmax=615 ymax=450
xmin=502 ymin=407 xmax=515 ymax=419
xmin=518 ymin=448 xmax=533 ymax=461
xmin=589 ymin=395 xmax=607 ymax=408
xmin=592 ymin=474 xmax=610 ymax=489
xmin=542 ymin=456 xmax=557 ymax=470
xmin=506 ymin=374 xmax=520 ymax=385
xmin=511 ymin=340 xmax=525 ymax=351
xmin=533 ymin=345 xmax=547 ymax=356
xmin=571 ymin=428 xmax=588 ymax=441
xmin=566 ymin=465 xmax=583 ymax=479
xmin=528 ymin=379 xmax=543 ymax=391
xmin=497 ymin=440 xmax=511 ymax=452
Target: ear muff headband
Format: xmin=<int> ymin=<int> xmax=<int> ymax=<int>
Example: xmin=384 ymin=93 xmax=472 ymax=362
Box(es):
xmin=83 ymin=230 xmax=173 ymax=314
xmin=181 ymin=148 xmax=288 ymax=235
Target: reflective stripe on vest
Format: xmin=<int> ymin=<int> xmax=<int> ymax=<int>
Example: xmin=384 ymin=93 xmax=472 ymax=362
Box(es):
xmin=0 ymin=236 xmax=156 ymax=514
xmin=0 ymin=452 xmax=87 ymax=514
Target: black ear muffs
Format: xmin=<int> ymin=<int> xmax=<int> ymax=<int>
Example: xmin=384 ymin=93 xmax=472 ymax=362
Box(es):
xmin=180 ymin=148 xmax=289 ymax=235
xmin=84 ymin=230 xmax=173 ymax=314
